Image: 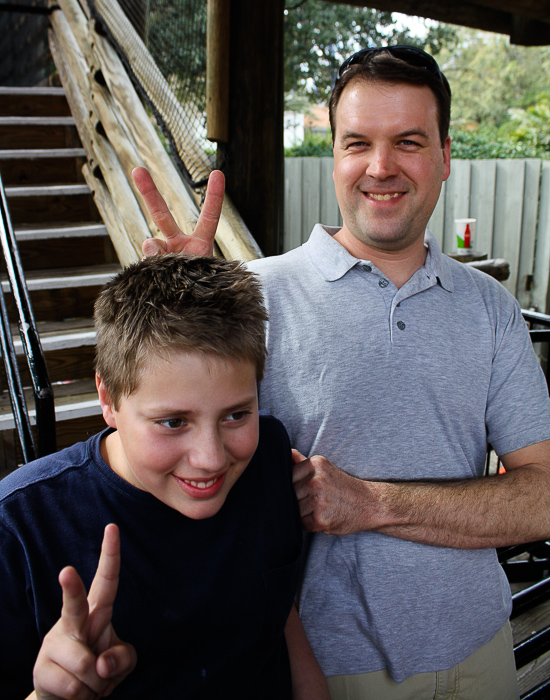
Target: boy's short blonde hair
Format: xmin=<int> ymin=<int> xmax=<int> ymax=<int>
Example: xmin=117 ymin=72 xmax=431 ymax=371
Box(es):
xmin=94 ymin=254 xmax=268 ymax=409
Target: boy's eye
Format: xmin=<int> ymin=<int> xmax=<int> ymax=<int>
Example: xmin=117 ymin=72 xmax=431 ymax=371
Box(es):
xmin=226 ymin=410 xmax=250 ymax=422
xmin=158 ymin=418 xmax=186 ymax=429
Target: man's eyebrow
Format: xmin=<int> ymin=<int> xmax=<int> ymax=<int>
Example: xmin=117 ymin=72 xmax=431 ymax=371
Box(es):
xmin=396 ymin=128 xmax=430 ymax=140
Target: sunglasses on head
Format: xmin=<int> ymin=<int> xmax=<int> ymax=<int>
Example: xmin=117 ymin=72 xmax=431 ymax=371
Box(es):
xmin=337 ymin=45 xmax=443 ymax=84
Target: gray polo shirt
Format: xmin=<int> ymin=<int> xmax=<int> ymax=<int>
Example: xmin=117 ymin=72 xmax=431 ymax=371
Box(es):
xmin=248 ymin=225 xmax=550 ymax=682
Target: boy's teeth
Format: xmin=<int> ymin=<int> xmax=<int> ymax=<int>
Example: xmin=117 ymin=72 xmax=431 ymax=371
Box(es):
xmin=370 ymin=193 xmax=399 ymax=200
xmin=186 ymin=478 xmax=218 ymax=489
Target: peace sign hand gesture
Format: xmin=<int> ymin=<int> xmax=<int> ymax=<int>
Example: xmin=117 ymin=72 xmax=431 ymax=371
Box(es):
xmin=132 ymin=167 xmax=225 ymax=258
xmin=32 ymin=524 xmax=136 ymax=700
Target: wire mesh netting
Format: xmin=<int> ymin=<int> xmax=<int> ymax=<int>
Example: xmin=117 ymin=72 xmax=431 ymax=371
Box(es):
xmin=88 ymin=0 xmax=214 ymax=191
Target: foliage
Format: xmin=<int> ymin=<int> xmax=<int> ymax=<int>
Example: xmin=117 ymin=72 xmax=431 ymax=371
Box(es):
xmin=147 ymin=0 xmax=207 ymax=112
xmin=283 ymin=0 xmax=457 ymax=103
xmin=439 ymin=29 xmax=550 ymax=130
xmin=284 ymin=130 xmax=332 ymax=157
xmin=449 ymin=128 xmax=546 ymax=159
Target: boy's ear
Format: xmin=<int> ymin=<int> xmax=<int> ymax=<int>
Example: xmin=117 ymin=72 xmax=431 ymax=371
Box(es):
xmin=96 ymin=374 xmax=117 ymax=429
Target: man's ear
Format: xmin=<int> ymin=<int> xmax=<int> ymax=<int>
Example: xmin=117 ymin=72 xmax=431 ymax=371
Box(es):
xmin=96 ymin=374 xmax=117 ymax=429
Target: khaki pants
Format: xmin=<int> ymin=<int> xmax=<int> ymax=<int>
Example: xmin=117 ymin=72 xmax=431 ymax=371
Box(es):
xmin=326 ymin=622 xmax=519 ymax=700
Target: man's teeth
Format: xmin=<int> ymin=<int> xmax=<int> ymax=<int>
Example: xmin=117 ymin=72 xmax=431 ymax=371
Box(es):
xmin=184 ymin=477 xmax=218 ymax=489
xmin=370 ymin=193 xmax=400 ymax=200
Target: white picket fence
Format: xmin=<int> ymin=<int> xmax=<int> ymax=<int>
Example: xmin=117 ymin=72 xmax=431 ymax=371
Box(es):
xmin=284 ymin=157 xmax=550 ymax=311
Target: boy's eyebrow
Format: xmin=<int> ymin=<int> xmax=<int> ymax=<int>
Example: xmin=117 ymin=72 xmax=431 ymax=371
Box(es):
xmin=147 ymin=395 xmax=258 ymax=416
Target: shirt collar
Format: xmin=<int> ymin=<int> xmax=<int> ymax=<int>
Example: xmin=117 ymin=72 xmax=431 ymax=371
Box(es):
xmin=303 ymin=224 xmax=454 ymax=292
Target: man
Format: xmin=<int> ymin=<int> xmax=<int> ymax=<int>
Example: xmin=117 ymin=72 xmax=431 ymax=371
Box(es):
xmin=133 ymin=47 xmax=550 ymax=700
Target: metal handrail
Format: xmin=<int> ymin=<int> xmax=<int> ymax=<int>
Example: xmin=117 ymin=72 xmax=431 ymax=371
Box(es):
xmin=0 ymin=173 xmax=56 ymax=462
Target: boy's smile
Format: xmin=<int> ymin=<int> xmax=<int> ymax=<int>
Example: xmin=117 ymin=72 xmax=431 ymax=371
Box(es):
xmin=97 ymin=351 xmax=259 ymax=519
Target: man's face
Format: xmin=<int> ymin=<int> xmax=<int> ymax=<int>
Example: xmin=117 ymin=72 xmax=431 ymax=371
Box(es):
xmin=332 ymin=79 xmax=451 ymax=256
xmin=97 ymin=351 xmax=259 ymax=520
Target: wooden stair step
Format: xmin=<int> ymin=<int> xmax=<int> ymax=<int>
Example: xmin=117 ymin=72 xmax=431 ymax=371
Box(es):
xmin=0 ymin=116 xmax=76 ymax=127
xmin=0 ymin=378 xmax=101 ymax=430
xmin=1 ymin=263 xmax=121 ymax=292
xmin=14 ymin=222 xmax=108 ymax=241
xmin=11 ymin=318 xmax=96 ymax=354
xmin=0 ymin=148 xmax=86 ymax=159
xmin=0 ymin=87 xmax=71 ymax=118
xmin=5 ymin=183 xmax=90 ymax=197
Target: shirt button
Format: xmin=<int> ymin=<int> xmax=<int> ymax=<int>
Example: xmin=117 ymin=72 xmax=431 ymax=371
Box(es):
xmin=379 ymin=278 xmax=389 ymax=288
xmin=362 ymin=264 xmax=372 ymax=272
xmin=397 ymin=321 xmax=406 ymax=330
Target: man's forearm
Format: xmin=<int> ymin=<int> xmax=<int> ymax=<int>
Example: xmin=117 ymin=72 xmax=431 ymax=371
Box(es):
xmin=293 ymin=442 xmax=550 ymax=547
xmin=368 ymin=464 xmax=550 ymax=548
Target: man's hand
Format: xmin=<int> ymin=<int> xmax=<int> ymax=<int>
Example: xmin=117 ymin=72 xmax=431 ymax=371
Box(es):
xmin=292 ymin=450 xmax=378 ymax=535
xmin=132 ymin=167 xmax=224 ymax=258
xmin=33 ymin=524 xmax=136 ymax=700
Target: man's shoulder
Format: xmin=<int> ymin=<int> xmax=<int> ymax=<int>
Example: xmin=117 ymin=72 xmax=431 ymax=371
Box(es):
xmin=247 ymin=245 xmax=305 ymax=276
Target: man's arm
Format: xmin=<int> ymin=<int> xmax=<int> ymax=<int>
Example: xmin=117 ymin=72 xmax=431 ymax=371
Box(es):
xmin=132 ymin=167 xmax=224 ymax=257
xmin=284 ymin=604 xmax=330 ymax=700
xmin=292 ymin=440 xmax=550 ymax=548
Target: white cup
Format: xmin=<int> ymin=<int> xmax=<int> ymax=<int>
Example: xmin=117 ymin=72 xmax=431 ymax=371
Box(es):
xmin=455 ymin=218 xmax=476 ymax=252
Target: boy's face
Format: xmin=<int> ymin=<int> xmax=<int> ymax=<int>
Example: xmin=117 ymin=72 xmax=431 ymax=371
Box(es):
xmin=97 ymin=350 xmax=259 ymax=519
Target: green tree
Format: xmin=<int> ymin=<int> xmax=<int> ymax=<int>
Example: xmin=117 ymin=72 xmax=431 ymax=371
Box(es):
xmin=284 ymin=0 xmax=457 ymax=103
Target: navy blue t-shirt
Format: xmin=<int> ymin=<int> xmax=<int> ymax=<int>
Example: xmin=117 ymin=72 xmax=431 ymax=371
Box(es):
xmin=0 ymin=414 xmax=302 ymax=699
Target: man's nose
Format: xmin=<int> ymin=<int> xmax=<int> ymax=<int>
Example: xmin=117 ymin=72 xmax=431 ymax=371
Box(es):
xmin=365 ymin=145 xmax=398 ymax=179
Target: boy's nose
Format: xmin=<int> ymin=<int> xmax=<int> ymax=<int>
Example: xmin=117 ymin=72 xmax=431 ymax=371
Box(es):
xmin=187 ymin=432 xmax=227 ymax=472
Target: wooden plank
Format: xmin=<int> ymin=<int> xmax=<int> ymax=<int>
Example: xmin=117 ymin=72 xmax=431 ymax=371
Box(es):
xmin=469 ymin=160 xmax=497 ymax=256
xmin=302 ymin=158 xmax=322 ymax=245
xmin=517 ymin=159 xmax=542 ymax=307
xmin=284 ymin=158 xmax=303 ymax=252
xmin=0 ymin=148 xmax=86 ymax=159
xmin=493 ymin=160 xmax=526 ymax=295
xmin=0 ymin=117 xmax=75 ymax=126
xmin=427 ymin=181 xmax=445 ymax=248
xmin=533 ymin=161 xmax=550 ymax=314
xmin=443 ymin=159 xmax=471 ymax=254
xmin=5 ymin=184 xmax=90 ymax=197
xmin=0 ymin=123 xmax=80 ymax=150
xmin=14 ymin=223 xmax=108 ymax=240
xmin=206 ymin=0 xmax=230 ymax=142
xmin=1 ymin=263 xmax=120 ymax=293
xmin=49 ymin=11 xmax=148 ymax=263
xmin=319 ymin=157 xmax=342 ymax=231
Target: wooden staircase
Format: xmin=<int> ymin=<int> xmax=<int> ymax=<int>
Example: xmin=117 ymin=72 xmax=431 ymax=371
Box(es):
xmin=0 ymin=85 xmax=121 ymax=474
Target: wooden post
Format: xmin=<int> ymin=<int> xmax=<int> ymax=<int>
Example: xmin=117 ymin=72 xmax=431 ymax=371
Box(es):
xmin=207 ymin=0 xmax=230 ymax=142
xmin=217 ymin=0 xmax=285 ymax=257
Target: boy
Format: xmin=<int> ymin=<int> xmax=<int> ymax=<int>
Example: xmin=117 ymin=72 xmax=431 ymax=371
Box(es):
xmin=0 ymin=254 xmax=328 ymax=699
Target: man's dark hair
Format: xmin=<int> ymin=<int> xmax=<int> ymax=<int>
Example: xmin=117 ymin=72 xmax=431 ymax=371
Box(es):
xmin=329 ymin=49 xmax=451 ymax=147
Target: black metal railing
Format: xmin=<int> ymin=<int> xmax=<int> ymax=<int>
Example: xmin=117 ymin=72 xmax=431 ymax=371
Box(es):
xmin=0 ymin=173 xmax=56 ymax=462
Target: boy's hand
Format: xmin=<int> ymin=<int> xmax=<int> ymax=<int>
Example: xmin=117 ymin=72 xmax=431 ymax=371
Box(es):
xmin=132 ymin=167 xmax=224 ymax=258
xmin=33 ymin=524 xmax=136 ymax=700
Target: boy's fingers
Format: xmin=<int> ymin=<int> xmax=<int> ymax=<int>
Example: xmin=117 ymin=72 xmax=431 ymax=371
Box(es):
xmin=58 ymin=567 xmax=90 ymax=640
xmin=96 ymin=641 xmax=137 ymax=681
xmin=88 ymin=525 xmax=120 ymax=644
xmin=132 ymin=167 xmax=184 ymax=244
xmin=193 ymin=170 xmax=225 ymax=245
xmin=34 ymin=635 xmax=109 ymax=700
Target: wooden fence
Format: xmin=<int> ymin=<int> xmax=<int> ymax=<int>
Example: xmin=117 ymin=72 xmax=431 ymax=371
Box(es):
xmin=284 ymin=157 xmax=550 ymax=312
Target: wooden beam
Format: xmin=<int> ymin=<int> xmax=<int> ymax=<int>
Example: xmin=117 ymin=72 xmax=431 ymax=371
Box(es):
xmin=217 ymin=0 xmax=285 ymax=257
xmin=325 ymin=0 xmax=550 ymax=45
xmin=207 ymin=0 xmax=230 ymax=142
xmin=327 ymin=0 xmax=512 ymax=37
xmin=473 ymin=0 xmax=550 ymax=23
